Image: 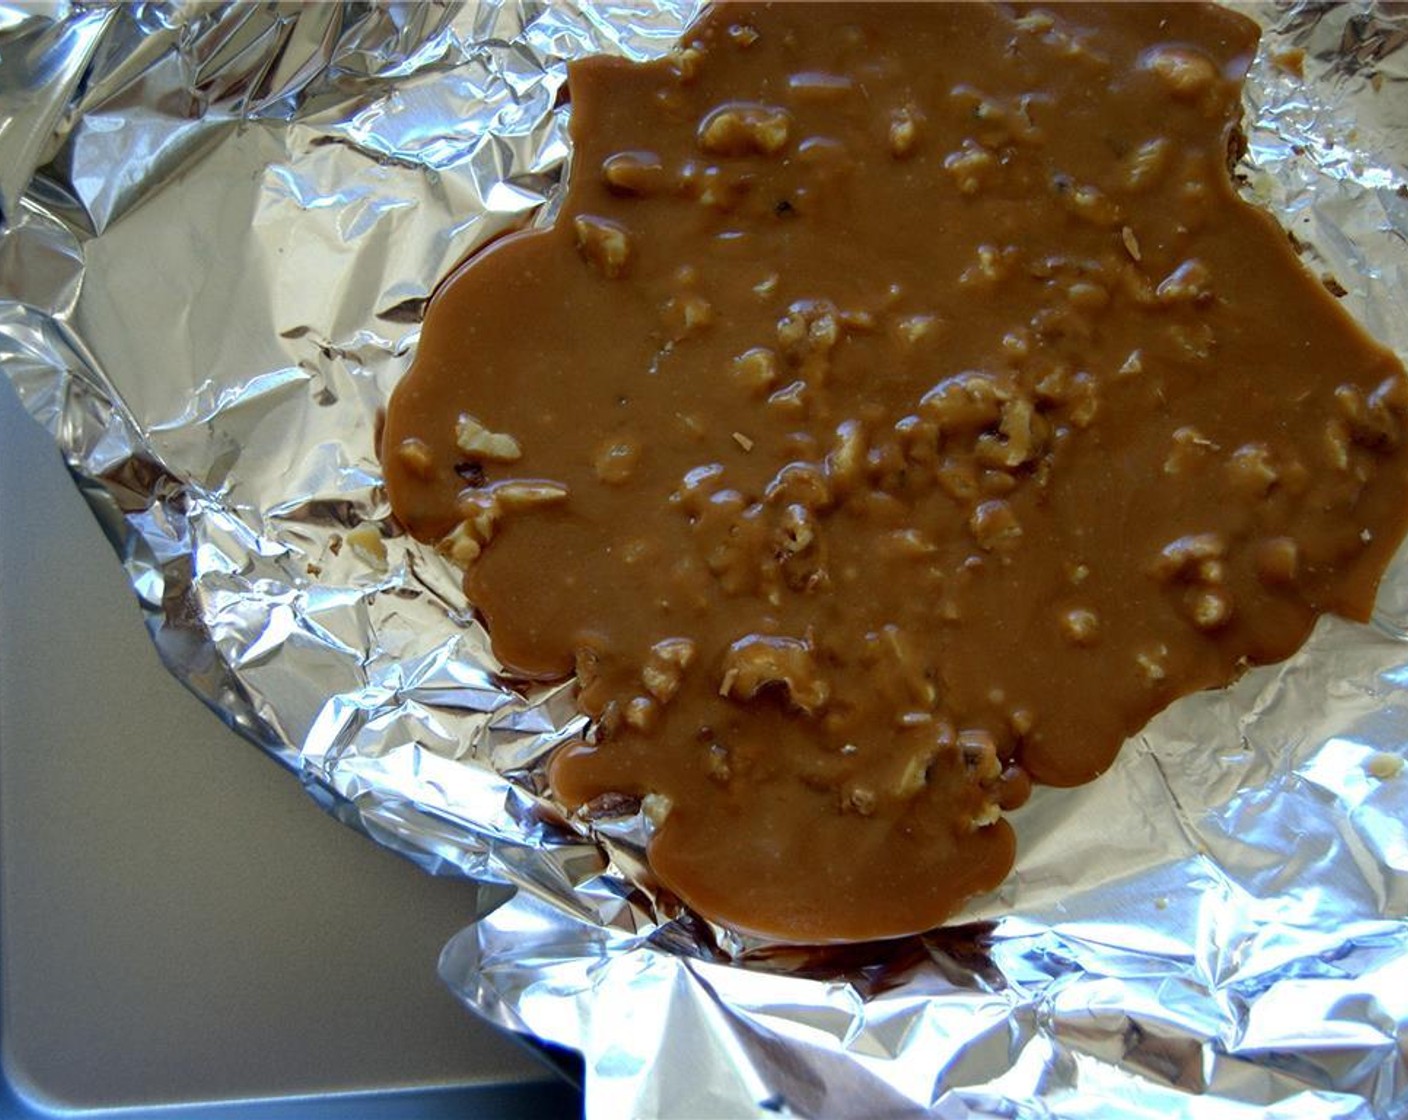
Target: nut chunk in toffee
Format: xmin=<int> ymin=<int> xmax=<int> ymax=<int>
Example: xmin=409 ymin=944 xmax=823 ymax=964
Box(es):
xmin=383 ymin=3 xmax=1408 ymax=943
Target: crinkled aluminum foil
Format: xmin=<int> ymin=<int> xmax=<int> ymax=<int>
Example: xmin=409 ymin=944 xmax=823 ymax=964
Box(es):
xmin=3 ymin=2 xmax=1407 ymax=1116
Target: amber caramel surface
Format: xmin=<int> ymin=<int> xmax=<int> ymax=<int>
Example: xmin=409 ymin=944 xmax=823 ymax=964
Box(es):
xmin=384 ymin=3 xmax=1408 ymax=942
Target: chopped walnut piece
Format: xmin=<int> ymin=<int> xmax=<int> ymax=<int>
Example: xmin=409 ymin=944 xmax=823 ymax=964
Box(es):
xmin=765 ymin=461 xmax=832 ymax=510
xmin=1186 ymin=587 xmax=1233 ymax=631
xmin=455 ymin=414 xmax=522 ymax=462
xmin=594 ymin=437 xmax=641 ymax=484
xmin=1156 ymin=258 xmax=1213 ymax=304
xmin=1228 ymin=442 xmax=1279 ymax=496
xmin=573 ymin=214 xmax=632 ymax=278
xmin=969 ymin=499 xmax=1022 ymax=552
xmin=920 ymin=371 xmax=1005 ymax=432
xmin=671 ymin=44 xmax=704 ymax=83
xmin=1061 ymin=181 xmax=1121 ymax=227
xmin=719 ymin=634 xmax=830 ymax=715
xmin=1121 ymin=225 xmax=1142 ymax=261
xmin=624 ymin=696 xmax=660 ymax=732
xmin=1164 ymin=426 xmax=1219 ymax=475
xmin=493 ymin=480 xmax=569 ymax=511
xmin=1143 ymin=46 xmax=1217 ymax=101
xmin=1060 ymin=607 xmax=1100 ymax=646
xmin=943 ymin=140 xmax=995 ymax=195
xmin=895 ymin=313 xmax=939 ymax=348
xmin=976 ymin=397 xmax=1043 ymax=468
xmin=842 ymin=784 xmax=877 ymax=816
xmin=728 ymin=22 xmax=760 ymax=47
xmin=641 ymin=791 xmax=673 ymax=825
xmin=1120 ymin=137 xmax=1172 ymax=193
xmin=778 ymin=503 xmax=815 ymax=553
xmin=730 ymin=347 xmax=779 ymax=394
xmin=602 ymin=150 xmax=665 ymax=195
xmin=642 ymin=637 xmax=697 ymax=702
xmin=1137 ymin=644 xmax=1170 ymax=683
xmin=698 ymin=102 xmax=791 ymax=155
xmin=346 ymin=523 xmax=388 ymax=571
xmin=889 ymin=104 xmax=920 ymax=158
xmin=438 ymin=521 xmax=482 ymax=569
xmin=665 ymin=292 xmax=715 ymax=336
xmin=826 ymin=420 xmax=868 ymax=490
xmin=395 ymin=438 xmax=435 ymax=479
xmin=1336 ymin=380 xmax=1405 ymax=449
xmin=1151 ymin=532 xmax=1226 ymax=581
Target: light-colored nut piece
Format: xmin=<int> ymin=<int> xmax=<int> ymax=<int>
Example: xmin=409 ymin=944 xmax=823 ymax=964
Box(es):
xmin=779 ymin=503 xmax=815 ymax=554
xmin=1336 ymin=380 xmax=1405 ymax=449
xmin=697 ymin=102 xmax=791 ymax=156
xmin=665 ymin=292 xmax=715 ymax=336
xmin=1156 ymin=258 xmax=1213 ymax=304
xmin=395 ymin=438 xmax=435 ymax=479
xmin=1164 ymin=426 xmax=1218 ymax=475
xmin=1120 ymin=137 xmax=1171 ymax=193
xmin=842 ymin=785 xmax=876 ymax=816
xmin=1143 ymin=46 xmax=1217 ymax=101
xmin=1187 ymin=587 xmax=1233 ymax=631
xmin=594 ymin=437 xmax=641 ymax=484
xmin=889 ymin=105 xmax=920 ymax=158
xmin=671 ymin=45 xmax=704 ymax=83
xmin=641 ymin=637 xmax=696 ymax=703
xmin=920 ymin=371 xmax=1005 ymax=432
xmin=455 ymin=414 xmax=522 ymax=462
xmin=573 ymin=214 xmax=632 ymax=279
xmin=960 ymin=243 xmax=1013 ymax=286
xmin=1228 ymin=443 xmax=1279 ymax=496
xmin=492 ymin=480 xmax=569 ymax=511
xmin=1325 ymin=419 xmax=1351 ymax=470
xmin=943 ymin=140 xmax=994 ymax=195
xmin=731 ymin=347 xmax=779 ymax=394
xmin=641 ymin=791 xmax=673 ymax=825
xmin=719 ymin=634 xmax=830 ymax=715
xmin=826 ymin=420 xmax=868 ymax=490
xmin=1151 ymin=532 xmax=1226 ymax=581
xmin=1367 ymin=751 xmax=1404 ymax=780
xmin=1121 ymin=226 xmax=1142 ymax=261
xmin=706 ymin=744 xmax=732 ymax=783
xmin=765 ymin=461 xmax=832 ymax=510
xmin=602 ymin=150 xmax=665 ymax=195
xmin=976 ymin=397 xmax=1043 ymax=468
xmin=346 ymin=523 xmax=387 ymax=571
xmin=728 ymin=22 xmax=759 ymax=47
xmin=895 ymin=313 xmax=939 ymax=348
xmin=1060 ymin=607 xmax=1100 ymax=646
xmin=624 ymin=696 xmax=659 ymax=732
xmin=1137 ymin=644 xmax=1170 ymax=683
xmin=969 ymin=499 xmax=1022 ymax=552
xmin=1061 ymin=181 xmax=1120 ymax=227
xmin=438 ymin=521 xmax=482 ymax=569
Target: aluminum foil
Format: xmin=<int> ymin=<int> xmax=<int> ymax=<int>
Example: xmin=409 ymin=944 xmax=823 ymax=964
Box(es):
xmin=2 ymin=2 xmax=1407 ymax=1116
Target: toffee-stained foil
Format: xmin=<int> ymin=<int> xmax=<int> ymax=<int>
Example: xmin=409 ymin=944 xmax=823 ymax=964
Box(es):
xmin=1 ymin=3 xmax=1406 ymax=1116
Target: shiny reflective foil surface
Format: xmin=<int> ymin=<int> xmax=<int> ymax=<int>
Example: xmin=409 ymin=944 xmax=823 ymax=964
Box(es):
xmin=2 ymin=3 xmax=1407 ymax=1116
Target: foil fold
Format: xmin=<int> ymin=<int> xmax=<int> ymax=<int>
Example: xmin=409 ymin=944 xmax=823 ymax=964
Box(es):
xmin=2 ymin=3 xmax=1406 ymax=1116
